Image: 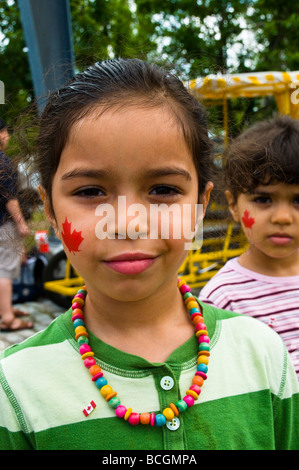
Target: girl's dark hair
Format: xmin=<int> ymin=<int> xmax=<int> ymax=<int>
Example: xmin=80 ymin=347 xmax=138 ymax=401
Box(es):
xmin=34 ymin=58 xmax=213 ymax=209
xmin=224 ymin=114 xmax=299 ymax=201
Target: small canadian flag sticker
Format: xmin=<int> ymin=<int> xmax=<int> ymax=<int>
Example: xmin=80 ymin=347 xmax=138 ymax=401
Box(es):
xmin=83 ymin=401 xmax=96 ymax=417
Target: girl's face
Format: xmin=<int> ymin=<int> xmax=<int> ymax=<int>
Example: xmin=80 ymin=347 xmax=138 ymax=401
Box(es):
xmin=226 ymin=182 xmax=299 ymax=264
xmin=43 ymin=105 xmax=212 ymax=301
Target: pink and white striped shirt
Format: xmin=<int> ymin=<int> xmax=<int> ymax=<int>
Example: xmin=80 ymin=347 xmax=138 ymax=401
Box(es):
xmin=199 ymin=257 xmax=299 ymax=379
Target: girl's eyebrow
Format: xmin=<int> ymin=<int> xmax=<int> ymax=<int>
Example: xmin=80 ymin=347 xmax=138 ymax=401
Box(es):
xmin=250 ymin=188 xmax=299 ymax=198
xmin=61 ymin=168 xmax=110 ymax=181
xmin=250 ymin=190 xmax=270 ymax=195
xmin=144 ymin=167 xmax=192 ymax=181
xmin=248 ymin=186 xmax=273 ymax=195
xmin=61 ymin=166 xmax=192 ymax=181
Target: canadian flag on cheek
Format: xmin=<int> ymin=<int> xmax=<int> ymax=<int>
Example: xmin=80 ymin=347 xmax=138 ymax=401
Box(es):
xmin=83 ymin=400 xmax=96 ymax=417
xmin=61 ymin=217 xmax=84 ymax=254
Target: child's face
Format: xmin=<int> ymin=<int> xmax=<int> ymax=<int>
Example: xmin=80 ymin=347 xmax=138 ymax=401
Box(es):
xmin=226 ymin=182 xmax=299 ymax=262
xmin=43 ymin=105 xmax=212 ymax=300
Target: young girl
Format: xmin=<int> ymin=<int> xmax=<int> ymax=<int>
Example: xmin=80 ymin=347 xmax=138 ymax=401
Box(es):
xmin=200 ymin=115 xmax=299 ymax=380
xmin=0 ymin=60 xmax=298 ymax=450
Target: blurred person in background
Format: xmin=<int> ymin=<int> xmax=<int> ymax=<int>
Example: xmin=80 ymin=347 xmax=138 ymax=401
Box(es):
xmin=0 ymin=119 xmax=33 ymax=331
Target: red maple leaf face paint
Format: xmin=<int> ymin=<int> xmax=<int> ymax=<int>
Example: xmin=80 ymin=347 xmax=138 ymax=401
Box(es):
xmin=61 ymin=218 xmax=84 ymax=254
xmin=242 ymin=209 xmax=255 ymax=229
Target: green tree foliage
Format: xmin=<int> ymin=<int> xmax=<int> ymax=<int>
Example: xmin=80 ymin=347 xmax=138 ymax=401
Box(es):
xmin=131 ymin=0 xmax=257 ymax=138
xmin=228 ymin=1 xmax=299 ymax=135
xmin=134 ymin=0 xmax=251 ymax=78
xmin=247 ymin=0 xmax=299 ymax=71
xmin=70 ymin=0 xmax=153 ymax=68
xmin=0 ymin=1 xmax=32 ymax=123
xmin=0 ymin=0 xmax=298 ymax=136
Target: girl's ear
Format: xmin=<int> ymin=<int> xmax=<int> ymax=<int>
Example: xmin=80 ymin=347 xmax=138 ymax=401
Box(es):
xmin=201 ymin=181 xmax=214 ymax=216
xmin=37 ymin=185 xmax=61 ymax=240
xmin=225 ymin=190 xmax=240 ymax=222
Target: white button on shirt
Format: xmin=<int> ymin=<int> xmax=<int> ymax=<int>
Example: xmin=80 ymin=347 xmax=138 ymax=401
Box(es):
xmin=166 ymin=417 xmax=180 ymax=431
xmin=160 ymin=376 xmax=174 ymax=390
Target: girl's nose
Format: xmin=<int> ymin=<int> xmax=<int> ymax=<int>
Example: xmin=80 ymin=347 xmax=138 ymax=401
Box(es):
xmin=113 ymin=196 xmax=149 ymax=240
xmin=271 ymin=203 xmax=293 ymax=225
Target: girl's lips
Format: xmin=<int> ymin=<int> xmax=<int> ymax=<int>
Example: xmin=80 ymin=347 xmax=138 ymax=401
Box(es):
xmin=269 ymin=234 xmax=293 ymax=246
xmin=103 ymin=253 xmax=158 ymax=275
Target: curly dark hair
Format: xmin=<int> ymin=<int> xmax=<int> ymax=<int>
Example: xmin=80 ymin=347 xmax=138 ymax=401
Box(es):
xmin=223 ymin=114 xmax=299 ymax=202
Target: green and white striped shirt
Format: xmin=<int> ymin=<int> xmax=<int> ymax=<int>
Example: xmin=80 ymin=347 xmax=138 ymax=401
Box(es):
xmin=0 ymin=302 xmax=298 ymax=450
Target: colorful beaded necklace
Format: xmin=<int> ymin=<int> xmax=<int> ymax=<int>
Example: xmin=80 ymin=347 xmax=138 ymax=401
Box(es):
xmin=71 ymin=278 xmax=210 ymax=428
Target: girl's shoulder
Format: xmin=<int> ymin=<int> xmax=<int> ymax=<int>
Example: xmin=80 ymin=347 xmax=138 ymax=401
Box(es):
xmin=200 ymin=255 xmax=299 ymax=301
xmin=198 ymin=258 xmax=245 ymax=306
xmin=199 ymin=298 xmax=292 ymax=369
xmin=201 ymin=257 xmax=245 ymax=288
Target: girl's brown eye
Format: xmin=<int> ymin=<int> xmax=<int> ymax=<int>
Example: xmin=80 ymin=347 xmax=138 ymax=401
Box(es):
xmin=253 ymin=196 xmax=272 ymax=204
xmin=74 ymin=187 xmax=105 ymax=198
xmin=150 ymin=185 xmax=181 ymax=196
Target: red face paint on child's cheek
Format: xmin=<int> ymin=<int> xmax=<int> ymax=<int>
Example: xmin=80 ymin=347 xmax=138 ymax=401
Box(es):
xmin=61 ymin=217 xmax=84 ymax=254
xmin=242 ymin=209 xmax=255 ymax=228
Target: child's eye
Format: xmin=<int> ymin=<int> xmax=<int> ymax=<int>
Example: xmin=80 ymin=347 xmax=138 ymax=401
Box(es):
xmin=150 ymin=185 xmax=181 ymax=197
xmin=253 ymin=195 xmax=272 ymax=204
xmin=73 ymin=187 xmax=105 ymax=198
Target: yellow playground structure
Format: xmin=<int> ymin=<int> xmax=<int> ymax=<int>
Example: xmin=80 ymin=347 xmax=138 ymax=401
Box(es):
xmin=186 ymin=70 xmax=299 ymax=144
xmin=43 ymin=71 xmax=299 ymax=301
